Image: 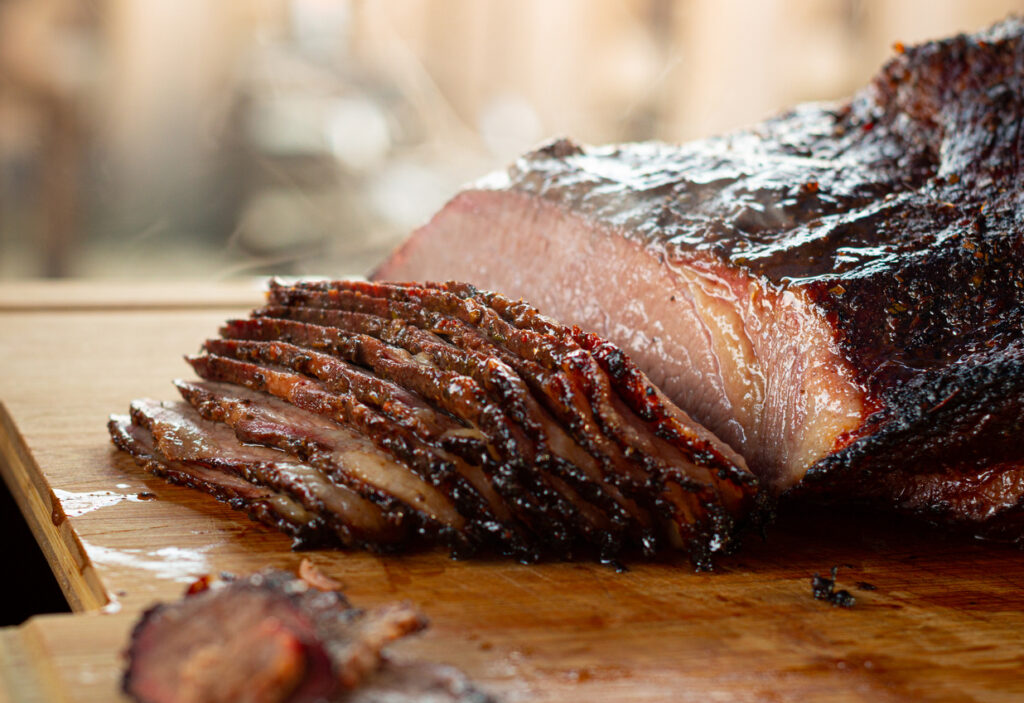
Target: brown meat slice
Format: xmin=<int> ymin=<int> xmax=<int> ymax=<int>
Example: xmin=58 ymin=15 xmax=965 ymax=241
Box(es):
xmin=123 ymin=569 xmax=432 ymax=703
xmin=185 ymin=354 xmax=589 ymax=560
xmin=373 ymin=19 xmax=1024 ymax=536
xmin=126 ymin=399 xmax=404 ymax=549
xmin=215 ymin=327 xmax=461 ymax=440
xmin=195 ymin=341 xmax=498 ymax=518
xmin=249 ymin=306 xmax=658 ymax=548
xmin=108 ymin=416 xmax=328 ymax=546
xmin=184 ymin=355 xmax=470 ymax=537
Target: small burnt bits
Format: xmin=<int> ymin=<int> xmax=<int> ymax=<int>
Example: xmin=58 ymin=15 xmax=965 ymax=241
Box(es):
xmin=109 ymin=279 xmax=761 ymax=568
xmin=122 ymin=568 xmax=497 ymax=703
xmin=811 ymin=567 xmax=856 ymax=608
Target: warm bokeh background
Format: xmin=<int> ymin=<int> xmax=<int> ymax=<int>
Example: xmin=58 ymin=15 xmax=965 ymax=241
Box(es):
xmin=1 ymin=0 xmax=1021 ymax=280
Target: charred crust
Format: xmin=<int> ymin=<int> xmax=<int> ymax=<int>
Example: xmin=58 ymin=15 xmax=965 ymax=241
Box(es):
xmin=811 ymin=566 xmax=856 ymax=608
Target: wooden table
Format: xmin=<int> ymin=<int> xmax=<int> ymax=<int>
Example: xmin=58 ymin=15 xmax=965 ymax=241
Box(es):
xmin=1 ymin=281 xmax=1022 ymax=702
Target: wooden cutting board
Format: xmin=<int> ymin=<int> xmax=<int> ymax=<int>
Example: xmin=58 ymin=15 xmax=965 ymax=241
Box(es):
xmin=1 ymin=281 xmax=1022 ymax=703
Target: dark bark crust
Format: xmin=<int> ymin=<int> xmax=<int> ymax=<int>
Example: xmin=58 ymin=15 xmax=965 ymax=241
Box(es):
xmin=495 ymin=19 xmax=1024 ymax=401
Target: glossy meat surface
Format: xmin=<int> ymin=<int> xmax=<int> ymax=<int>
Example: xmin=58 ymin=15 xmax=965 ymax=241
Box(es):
xmin=374 ymin=19 xmax=1024 ymax=536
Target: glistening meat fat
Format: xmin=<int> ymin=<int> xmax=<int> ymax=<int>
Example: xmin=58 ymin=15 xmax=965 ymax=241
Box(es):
xmin=109 ymin=280 xmax=758 ymax=567
xmin=374 ymin=18 xmax=1024 ymax=539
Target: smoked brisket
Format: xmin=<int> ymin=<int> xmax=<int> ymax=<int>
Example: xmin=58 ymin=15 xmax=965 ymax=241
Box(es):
xmin=374 ymin=18 xmax=1024 ymax=538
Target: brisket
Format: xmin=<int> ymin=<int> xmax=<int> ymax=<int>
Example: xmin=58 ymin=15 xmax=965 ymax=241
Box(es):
xmin=373 ymin=18 xmax=1024 ymax=538
xmin=125 ymin=399 xmax=406 ymax=549
xmin=260 ymin=280 xmax=756 ymax=562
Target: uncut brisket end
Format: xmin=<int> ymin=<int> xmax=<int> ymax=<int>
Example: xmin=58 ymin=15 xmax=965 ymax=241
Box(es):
xmin=124 ymin=569 xmax=498 ymax=703
xmin=374 ymin=18 xmax=1024 ymax=535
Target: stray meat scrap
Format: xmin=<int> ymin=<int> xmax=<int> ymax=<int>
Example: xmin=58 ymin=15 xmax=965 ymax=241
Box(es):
xmin=123 ymin=567 xmax=498 ymax=703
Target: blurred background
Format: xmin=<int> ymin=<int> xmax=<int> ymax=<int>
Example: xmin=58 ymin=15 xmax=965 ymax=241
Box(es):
xmin=0 ymin=0 xmax=1021 ymax=281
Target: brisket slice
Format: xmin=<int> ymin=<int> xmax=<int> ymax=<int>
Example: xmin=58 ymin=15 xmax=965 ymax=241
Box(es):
xmin=373 ymin=18 xmax=1024 ymax=537
xmin=205 ymin=329 xmax=610 ymax=556
xmin=108 ymin=415 xmax=330 ymax=547
xmin=184 ymin=354 xmax=553 ymax=559
xmin=126 ymin=399 xmax=407 ymax=549
xmin=215 ymin=317 xmax=649 ymax=555
xmin=123 ymin=569 xmax=494 ymax=703
xmin=241 ymin=308 xmax=657 ymax=539
xmin=174 ymin=378 xmax=528 ymax=558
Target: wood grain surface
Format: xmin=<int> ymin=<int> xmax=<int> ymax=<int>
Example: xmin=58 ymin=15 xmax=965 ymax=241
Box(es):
xmin=0 ymin=279 xmax=273 ymax=312
xmin=1 ymin=282 xmax=1022 ymax=703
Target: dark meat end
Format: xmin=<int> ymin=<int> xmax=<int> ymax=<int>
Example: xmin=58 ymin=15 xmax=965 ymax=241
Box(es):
xmin=123 ymin=569 xmax=432 ymax=703
xmin=373 ymin=17 xmax=1024 ymax=538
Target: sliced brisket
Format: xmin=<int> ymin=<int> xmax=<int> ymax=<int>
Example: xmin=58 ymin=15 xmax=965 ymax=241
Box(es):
xmin=373 ymin=18 xmax=1024 ymax=537
xmin=111 ymin=277 xmax=756 ymax=564
xmin=266 ymin=279 xmax=756 ymax=561
xmin=126 ymin=399 xmax=406 ymax=549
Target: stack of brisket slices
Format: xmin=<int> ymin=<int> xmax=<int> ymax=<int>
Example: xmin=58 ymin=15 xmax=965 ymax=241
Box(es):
xmin=109 ymin=280 xmax=759 ymax=567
